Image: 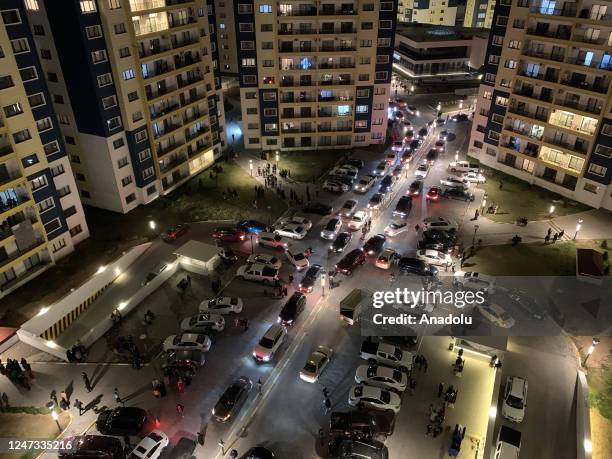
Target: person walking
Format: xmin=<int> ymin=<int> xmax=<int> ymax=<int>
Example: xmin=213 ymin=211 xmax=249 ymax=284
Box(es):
xmin=559 ymin=229 xmax=565 ymax=239
xmin=113 ymin=388 xmax=124 ymax=406
xmin=544 ymin=234 xmax=550 ymax=244
xmin=20 ymin=358 xmax=33 ymax=379
xmin=474 ymin=209 xmax=479 ymax=220
xmin=323 ymin=397 xmax=331 ymax=414
xmin=74 ymin=399 xmax=84 ymax=416
xmin=82 ymin=371 xmax=92 ymax=392
xmin=60 ymin=390 xmax=69 ymax=405
xmin=322 ymin=387 xmax=329 ymax=399
xmin=177 ymin=377 xmax=185 ymax=394
xmin=176 ymin=403 xmax=184 ymax=417
xmin=50 ymin=390 xmax=58 ymax=406
xmin=257 ymin=378 xmax=263 ymax=395
xmin=437 ymin=382 xmax=444 ymax=398
xmin=552 ymin=233 xmax=558 ymax=244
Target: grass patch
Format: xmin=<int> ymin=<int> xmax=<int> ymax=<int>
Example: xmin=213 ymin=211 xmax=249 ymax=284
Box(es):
xmin=465 ymin=240 xmax=612 ymax=276
xmin=276 ymin=149 xmax=346 ymax=182
xmin=0 ymin=411 xmax=70 ymax=459
xmin=474 ymin=166 xmax=591 ymax=223
xmin=590 ymin=407 xmax=612 ymax=459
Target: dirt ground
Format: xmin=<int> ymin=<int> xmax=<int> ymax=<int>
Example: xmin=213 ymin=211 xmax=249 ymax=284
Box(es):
xmin=0 ymin=411 xmax=70 ymax=459
xmin=590 ymin=407 xmax=612 ymax=459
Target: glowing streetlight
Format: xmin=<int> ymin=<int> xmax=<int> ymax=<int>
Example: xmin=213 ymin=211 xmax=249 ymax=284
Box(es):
xmin=416 ymin=110 xmax=420 ymax=117
xmin=410 ymin=85 xmax=415 ymax=92
xmin=437 ymin=102 xmax=442 ymax=111
xmin=249 ymin=159 xmax=253 ymax=176
xmin=275 ymin=151 xmax=279 ymax=165
xmin=582 ymin=337 xmax=600 ymax=367
xmin=549 ymin=205 xmax=555 ymax=216
xmin=51 ymin=410 xmax=61 ymax=432
xmin=455 ymin=150 xmax=459 ymax=162
xmin=149 ymin=220 xmax=156 ymax=230
xmin=573 ymin=218 xmax=584 ymax=240
xmin=321 ymin=273 xmax=326 ymax=297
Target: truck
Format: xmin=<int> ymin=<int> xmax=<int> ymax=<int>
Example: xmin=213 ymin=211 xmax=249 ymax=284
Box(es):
xmin=340 ymin=288 xmax=373 ymax=325
xmin=494 ymin=425 xmax=522 ymax=459
xmin=360 ymin=341 xmax=414 ymax=372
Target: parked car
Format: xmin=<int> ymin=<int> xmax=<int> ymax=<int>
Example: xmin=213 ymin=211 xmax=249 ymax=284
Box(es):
xmin=355 ymin=364 xmax=408 ymax=392
xmin=495 ymin=426 xmax=522 ymax=459
xmin=502 ymin=376 xmax=528 ymax=422
xmin=323 ymin=180 xmax=349 ymax=193
xmin=199 ymin=297 xmax=243 ymax=314
xmin=439 ymin=130 xmax=449 ymax=141
xmin=129 ymin=430 xmax=169 ymax=459
xmin=335 ymin=249 xmax=366 ymax=275
xmin=422 ymin=229 xmax=457 ymax=245
xmin=440 ymin=176 xmax=468 ymax=189
xmin=414 ymin=163 xmax=429 ymax=178
xmin=423 ymin=217 xmax=458 ymax=232
xmin=384 ymin=221 xmax=409 ymax=238
xmin=236 ymin=220 xmax=267 ymax=234
xmin=343 ymin=159 xmax=364 ymax=169
xmin=163 ymin=333 xmax=211 ymax=352
xmin=244 ymin=447 xmax=275 ymax=459
xmin=407 ymin=180 xmax=422 ymax=197
xmin=348 ymin=385 xmax=401 ymax=413
xmin=212 ymin=376 xmax=252 ymax=423
xmin=418 ymin=127 xmax=428 ymax=138
xmin=368 ymin=193 xmax=385 ymax=210
xmin=252 ymin=324 xmax=287 ymax=363
xmin=442 ymin=187 xmax=475 ymax=202
xmin=363 ymin=234 xmax=386 ymax=255
xmin=392 ymin=197 xmax=412 ymax=218
xmin=59 ymin=435 xmax=125 ymax=459
xmin=330 ymin=231 xmax=352 ymax=252
xmin=391 ymin=141 xmax=404 ymax=152
xmin=462 ymin=170 xmax=486 ymax=183
xmin=354 ymin=175 xmax=376 ymax=193
xmin=236 ymin=263 xmax=280 ymax=284
xmin=426 ymin=186 xmax=441 ymax=201
xmin=453 ymin=271 xmax=496 ymax=293
xmin=298 ymin=264 xmax=324 ymax=293
xmin=434 ymin=140 xmax=445 ymax=152
xmin=281 ymin=215 xmax=312 ymax=230
xmin=416 ymin=249 xmax=451 ymax=267
xmin=181 ymin=313 xmax=225 ymax=333
xmin=340 ymin=199 xmax=358 ymax=217
xmin=348 ymin=210 xmax=368 ymax=230
xmin=286 ymin=247 xmax=310 ymax=270
xmin=257 ymin=232 xmax=289 ymax=249
xmin=477 ymin=303 xmax=515 ymax=328
xmin=329 ymin=174 xmax=355 ymax=187
xmin=302 ymin=202 xmax=333 ymax=215
xmin=409 ymin=139 xmax=422 ymax=150
xmin=161 ymin=224 xmax=189 ymax=242
xmin=329 ymin=411 xmax=394 ymax=439
xmin=163 ymin=349 xmax=206 ymax=369
xmin=398 ymin=257 xmax=438 ymax=276
xmin=360 ymin=340 xmax=413 ymax=371
xmin=247 ymin=253 xmax=282 ymax=269
xmin=448 ymin=160 xmax=479 ymax=173
xmin=400 ymin=151 xmax=413 ymax=164
xmin=212 ymin=227 xmax=246 ymax=242
xmin=378 ymin=175 xmax=396 ymax=194
xmin=331 ymin=167 xmax=358 ymax=180
xmin=404 ymin=130 xmax=414 ymax=142
xmin=373 ymin=161 xmax=388 ymax=177
xmin=278 ymin=292 xmax=307 ymax=325
xmin=275 ymin=223 xmax=308 ymax=240
xmin=321 ymin=218 xmax=342 ymax=240
xmin=95 ymin=407 xmax=152 ymax=436
xmin=426 ymin=149 xmax=438 ymax=165
xmin=300 ymin=345 xmax=333 ymax=383
xmin=328 ymin=438 xmax=388 ymax=459
xmin=376 ymin=248 xmax=398 ymax=270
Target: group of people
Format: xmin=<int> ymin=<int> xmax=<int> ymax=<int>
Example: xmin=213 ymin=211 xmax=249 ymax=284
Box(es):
xmin=112 ymin=335 xmax=143 ymax=369
xmin=426 ymin=403 xmax=446 ymax=437
xmin=0 ymin=357 xmax=32 ymax=389
xmin=221 ymin=188 xmax=239 ymax=200
xmin=544 ymin=227 xmax=565 ymax=244
xmin=66 ymin=341 xmax=87 ymax=363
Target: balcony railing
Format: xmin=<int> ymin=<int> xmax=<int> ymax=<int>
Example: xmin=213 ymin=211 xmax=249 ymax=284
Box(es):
xmin=0 ymin=170 xmax=23 ymax=187
xmin=526 ymin=28 xmax=572 ymax=40
xmin=278 ymin=7 xmax=317 ymax=17
xmin=153 ymin=123 xmax=182 ymax=139
xmin=572 ymin=32 xmax=610 ymax=46
xmin=280 ymin=96 xmax=316 ymax=103
xmin=318 ymin=62 xmax=356 ymax=69
xmin=518 ymin=71 xmax=559 ymax=83
xmin=565 ymin=57 xmax=612 ymax=71
xmin=278 ymin=28 xmax=315 ymax=35
xmin=159 ymin=154 xmax=188 ymax=173
xmin=150 ymin=102 xmax=181 ymax=120
xmin=186 ymin=125 xmax=210 ymax=141
xmin=318 ymin=96 xmax=353 ymax=102
xmin=318 ymin=126 xmax=352 ymax=132
xmin=282 ymin=128 xmax=315 ymax=134
xmin=318 ymin=79 xmax=353 ymax=86
xmin=319 ymin=8 xmax=357 ymax=15
xmin=503 ymin=125 xmax=544 ymax=141
xmin=543 ymin=137 xmax=588 ymax=153
xmin=157 ymin=140 xmax=185 ymax=156
xmin=554 ymin=99 xmax=602 ymax=115
xmin=559 ymin=78 xmax=609 ymax=94
xmin=578 ymin=9 xmax=612 ymax=21
xmin=0 ymin=144 xmax=14 ymax=158
xmin=168 ymin=16 xmax=197 ymax=29
xmin=0 ymin=258 xmax=50 ymax=292
xmin=0 ymin=237 xmax=46 ymax=269
xmin=508 ymin=107 xmax=549 ymax=122
xmin=522 ymin=49 xmax=565 ymax=62
xmin=514 ymin=89 xmax=553 ymax=103
xmin=530 ymin=5 xmax=577 ymax=17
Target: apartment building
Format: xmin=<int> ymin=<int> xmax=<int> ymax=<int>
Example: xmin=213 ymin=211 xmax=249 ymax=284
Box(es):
xmin=215 ymin=0 xmax=239 ymax=75
xmin=398 ymin=0 xmax=466 ymax=26
xmin=237 ymin=1 xmax=397 ymax=151
xmin=468 ymin=0 xmax=612 ymax=210
xmin=0 ymin=0 xmax=89 ymax=299
xmin=464 ymin=0 xmax=496 ymax=28
xmin=31 ymin=0 xmax=225 ymax=214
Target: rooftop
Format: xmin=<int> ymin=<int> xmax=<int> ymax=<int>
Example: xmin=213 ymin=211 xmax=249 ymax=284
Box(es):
xmin=396 ymin=23 xmax=489 ymax=42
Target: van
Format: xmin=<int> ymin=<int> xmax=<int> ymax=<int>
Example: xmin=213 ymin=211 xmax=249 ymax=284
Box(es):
xmin=449 ymin=160 xmax=479 ymax=174
xmin=252 ymin=323 xmax=287 ymax=363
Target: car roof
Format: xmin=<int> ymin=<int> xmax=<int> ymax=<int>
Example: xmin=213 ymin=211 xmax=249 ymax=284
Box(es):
xmin=263 ymin=323 xmax=284 ymax=339
xmin=508 ymin=376 xmax=526 ymax=396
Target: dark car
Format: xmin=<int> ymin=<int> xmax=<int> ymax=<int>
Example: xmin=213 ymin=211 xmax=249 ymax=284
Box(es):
xmin=398 ymin=257 xmax=438 ymax=276
xmin=212 ymin=376 xmax=252 ymax=423
xmin=245 ymin=447 xmax=275 ymax=459
xmin=407 ymin=180 xmax=422 ymax=197
xmin=343 ymin=159 xmax=364 ymax=169
xmin=303 ymin=202 xmax=333 ymax=215
xmin=443 ymin=187 xmax=475 ymax=202
xmin=212 ymin=227 xmax=246 ymax=242
xmin=363 ymin=234 xmax=386 ymax=256
xmin=161 ymin=224 xmax=189 ymax=242
xmin=400 ymin=151 xmax=413 ymax=164
xmin=392 ymin=165 xmax=403 ymax=178
xmin=409 ymin=139 xmax=421 ymax=150
xmin=329 ymin=174 xmax=355 ymax=186
xmin=378 ymin=175 xmax=395 ymax=194
xmin=236 ymin=220 xmax=267 ymax=234
xmin=163 ymin=349 xmax=206 ymax=370
xmin=393 ymin=196 xmax=412 ymax=218
xmin=426 ymin=186 xmax=441 ymax=201
xmin=330 ymin=231 xmax=352 ymax=253
xmin=299 ymin=264 xmax=324 ymax=293
xmin=418 ymin=240 xmax=452 ymax=252
xmin=426 ymin=149 xmax=438 ymax=165
xmin=418 ymin=127 xmax=428 ymax=138
xmin=59 ymin=435 xmax=125 ymax=459
xmin=328 ymin=438 xmax=388 ymax=459
xmin=423 ymin=229 xmax=457 ymax=244
xmin=335 ymin=249 xmax=366 ymax=275
xmin=95 ymin=407 xmax=152 ymax=436
xmin=454 ymin=113 xmax=469 ymax=122
xmin=330 ymin=410 xmax=394 ymax=439
xmin=279 ymin=292 xmax=307 ymax=325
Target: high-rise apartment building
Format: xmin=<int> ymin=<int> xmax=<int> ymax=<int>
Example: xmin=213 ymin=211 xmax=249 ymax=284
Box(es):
xmin=398 ymin=0 xmax=466 ymax=26
xmin=464 ymin=0 xmax=496 ymax=28
xmin=237 ymin=1 xmax=397 ymax=151
xmin=215 ymin=0 xmax=239 ymax=75
xmin=0 ymin=0 xmax=89 ymax=298
xmin=468 ymin=0 xmax=612 ymax=210
xmin=30 ymin=0 xmax=225 ymax=214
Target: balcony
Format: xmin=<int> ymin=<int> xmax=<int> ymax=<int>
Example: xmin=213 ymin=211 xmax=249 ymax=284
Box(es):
xmin=565 ymin=57 xmax=612 ymax=71
xmin=319 ymin=27 xmax=357 ymax=34
xmin=174 ymin=52 xmax=200 ymax=71
xmin=0 ymin=257 xmax=50 ymax=292
xmin=139 ymin=43 xmax=172 ymax=59
xmin=168 ymin=16 xmax=197 ymax=29
xmin=186 ymin=125 xmax=210 ymax=142
xmin=503 ymin=125 xmax=544 ymax=141
xmin=159 ymin=154 xmax=188 ymax=173
xmin=153 ymin=122 xmax=182 ymax=139
xmin=319 ymin=45 xmax=356 ymax=53
xmin=157 ymin=140 xmax=185 ymax=156
xmin=280 ymin=80 xmax=314 ymax=87
xmin=278 ymin=27 xmax=315 ymax=35
xmin=517 ymin=71 xmax=559 ymax=83
xmin=282 ymin=111 xmax=315 ymax=119
xmin=129 ymin=0 xmax=194 ymax=12
xmin=318 ymin=62 xmax=356 ymax=69
xmin=529 ymin=5 xmax=577 ymax=17
xmin=150 ymin=102 xmax=181 ymax=120
xmin=514 ymin=88 xmax=553 ymax=103
xmin=318 ymin=79 xmax=353 ymax=86
xmin=187 ymin=140 xmax=212 ymax=158
xmin=278 ymin=7 xmax=317 ymax=17
xmin=319 ymin=7 xmax=357 ymax=16
xmin=281 ymin=128 xmax=315 ymax=134
xmin=578 ymin=8 xmax=612 ymax=21
xmin=0 ymin=144 xmax=14 ymax=159
xmin=318 ymin=126 xmax=352 ymax=132
xmin=554 ymin=98 xmax=602 ymax=115
xmin=543 ymin=136 xmax=588 ymax=154
xmin=526 ymin=27 xmax=572 ymax=41
xmin=559 ymin=78 xmax=609 ymax=94
xmin=183 ymin=109 xmax=207 ymax=124
xmin=508 ymin=106 xmax=548 ymax=122
xmin=146 ymin=84 xmax=178 ymax=101
xmin=178 ymin=72 xmax=203 ymax=88
xmin=522 ymin=49 xmax=565 ymax=62
xmin=572 ymin=31 xmax=611 ymax=46
xmin=318 ymin=95 xmax=353 ymax=102
xmin=280 ymin=95 xmax=316 ymax=103
xmin=318 ymin=111 xmax=352 ymax=118
xmin=0 ymin=237 xmax=46 ymax=269
xmin=0 ymin=169 xmax=23 ymax=188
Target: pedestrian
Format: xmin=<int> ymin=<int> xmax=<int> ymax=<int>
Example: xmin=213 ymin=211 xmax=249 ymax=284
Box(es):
xmin=552 ymin=233 xmax=558 ymax=243
xmin=422 ymin=357 xmax=428 ymax=373
xmin=177 ymin=377 xmax=185 ymax=394
xmin=231 ymin=133 xmax=235 ymax=143
xmin=559 ymin=229 xmax=565 ymax=238
xmin=50 ymin=390 xmax=58 ymax=406
xmin=322 ymin=387 xmax=329 ymax=399
xmin=229 ymin=450 xmax=238 ymax=459
xmin=474 ymin=209 xmax=479 ymax=220
xmin=176 ymin=403 xmax=184 ymax=417
xmin=257 ymin=378 xmax=263 ymax=395
xmin=547 ymin=227 xmax=552 ymax=237
xmin=544 ymin=234 xmax=550 ymax=244
xmin=187 ymin=275 xmax=191 ymax=286
xmin=60 ymin=390 xmax=69 ymax=404
xmin=458 ymin=253 xmax=464 ymax=268
xmin=283 ymin=287 xmax=288 ymax=297
xmin=499 ymin=179 xmax=503 ymax=190
xmin=415 ymin=223 xmax=420 ymax=233
xmin=289 ymin=274 xmax=294 ymax=284
xmin=437 ymin=382 xmax=444 ymax=398
xmin=113 ymin=388 xmax=123 ymax=406
xmin=82 ymin=372 xmax=92 ymax=392
xmin=74 ymin=398 xmax=84 ymax=416
xmin=324 ymin=397 xmax=331 ymax=414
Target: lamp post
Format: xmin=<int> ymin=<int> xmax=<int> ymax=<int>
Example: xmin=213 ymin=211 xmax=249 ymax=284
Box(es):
xmin=549 ymin=205 xmax=555 ymax=217
xmin=582 ymin=337 xmax=600 ymax=367
xmin=455 ymin=150 xmax=459 ymax=162
xmin=249 ymin=159 xmax=253 ymax=176
xmin=472 ymin=224 xmax=479 ymax=247
xmin=275 ymin=151 xmax=279 ymax=167
xmin=410 ymin=85 xmax=415 ymax=93
xmin=149 ymin=220 xmax=156 ymax=231
xmin=321 ymin=273 xmax=326 ymax=297
xmin=573 ymin=218 xmax=583 ymax=240
xmin=51 ymin=410 xmax=61 ymax=432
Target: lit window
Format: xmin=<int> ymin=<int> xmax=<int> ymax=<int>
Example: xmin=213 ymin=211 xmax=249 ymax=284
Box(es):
xmin=122 ymin=69 xmax=135 ymax=80
xmin=79 ymin=1 xmax=97 ymax=13
xmin=356 ymin=105 xmax=368 ymax=113
xmin=260 ymin=4 xmax=272 ymax=13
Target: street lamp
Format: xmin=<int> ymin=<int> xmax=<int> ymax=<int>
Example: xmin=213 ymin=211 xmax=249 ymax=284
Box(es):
xmin=549 ymin=205 xmax=555 ymax=216
xmin=455 ymin=150 xmax=459 ymax=162
xmin=482 ymin=198 xmax=487 ymax=213
xmin=51 ymin=410 xmax=61 ymax=432
xmin=149 ymin=220 xmax=156 ymax=230
xmin=459 ymin=101 xmax=464 ymax=109
xmin=416 ymin=110 xmax=420 ymax=117
xmin=410 ymin=85 xmax=415 ymax=92
xmin=249 ymin=159 xmax=253 ymax=176
xmin=321 ymin=273 xmax=326 ymax=297
xmin=582 ymin=337 xmax=600 ymax=367
xmin=472 ymin=224 xmax=479 ymax=247
xmin=573 ymin=218 xmax=584 ymax=240
xmin=275 ymin=151 xmax=279 ymax=166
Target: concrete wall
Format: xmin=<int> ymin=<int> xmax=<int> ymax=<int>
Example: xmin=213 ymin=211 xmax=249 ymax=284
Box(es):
xmin=576 ymin=370 xmax=592 ymax=459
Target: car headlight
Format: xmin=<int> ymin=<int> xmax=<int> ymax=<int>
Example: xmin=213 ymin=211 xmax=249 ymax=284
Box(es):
xmin=212 ymin=408 xmax=216 ymax=415
xmin=252 ymin=352 xmax=258 ymax=358
xmin=277 ymin=317 xmax=281 ymax=323
xmin=263 ymin=355 xmax=270 ymax=362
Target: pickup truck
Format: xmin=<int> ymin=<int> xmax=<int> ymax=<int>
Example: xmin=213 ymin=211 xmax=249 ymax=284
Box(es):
xmin=340 ymin=289 xmax=373 ymax=325
xmin=360 ymin=341 xmax=413 ymax=372
xmin=236 ymin=263 xmax=279 ymax=284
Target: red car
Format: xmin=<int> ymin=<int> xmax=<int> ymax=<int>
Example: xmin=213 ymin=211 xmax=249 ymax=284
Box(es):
xmin=426 ymin=186 xmax=442 ymax=201
xmin=161 ymin=224 xmax=189 ymax=241
xmin=212 ymin=227 xmax=246 ymax=242
xmin=335 ymin=249 xmax=366 ymax=276
xmin=401 ymin=151 xmax=413 ymax=164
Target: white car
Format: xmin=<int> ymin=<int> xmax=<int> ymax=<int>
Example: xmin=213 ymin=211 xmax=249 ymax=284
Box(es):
xmin=299 ymin=346 xmax=333 ymax=383
xmin=340 ymin=199 xmax=358 ymax=217
xmin=375 ymin=248 xmax=398 ymax=270
xmin=282 ymin=215 xmax=313 ymax=231
xmin=354 ymin=175 xmax=376 ymax=193
xmin=477 ymin=303 xmax=515 ymax=328
xmin=247 ymin=253 xmax=282 ymax=269
xmin=199 ymin=297 xmax=243 ymax=314
xmin=335 ymin=164 xmax=359 ymax=174
xmin=416 ymin=249 xmax=452 ymax=267
xmin=384 ymin=221 xmax=409 ymax=237
xmin=252 ymin=323 xmax=287 ymax=363
xmin=129 ymin=430 xmax=169 ymax=459
xmin=453 ymin=271 xmax=496 ymax=294
xmin=331 ymin=167 xmax=358 ymax=180
xmin=440 ymin=176 xmax=469 ymax=189
xmin=355 ymin=364 xmax=408 ymax=392
xmin=257 ymin=232 xmax=289 ymax=250
xmin=286 ymin=247 xmax=310 ymax=270
xmin=163 ymin=333 xmax=211 ymax=352
xmin=181 ymin=313 xmax=225 ymax=333
xmin=236 ymin=263 xmax=279 ymax=284
xmin=423 ymin=217 xmax=458 ymax=232
xmin=414 ymin=163 xmax=429 ymax=178
xmin=348 ymin=385 xmax=401 ymax=413
xmin=321 ymin=217 xmax=342 ymax=240
xmin=275 ymin=223 xmax=308 ymax=240
xmin=391 ymin=141 xmax=404 ymax=152
xmin=462 ymin=171 xmax=486 ymax=183
xmin=373 ymin=161 xmax=388 ymax=177
xmin=348 ymin=211 xmax=367 ymax=230
xmin=502 ymin=376 xmax=528 ymax=423
xmin=449 ymin=160 xmax=479 ymax=174
xmin=323 ymin=180 xmax=349 ymax=193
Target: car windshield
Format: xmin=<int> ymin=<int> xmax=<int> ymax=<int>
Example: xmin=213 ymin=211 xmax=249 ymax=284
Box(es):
xmin=326 ymin=220 xmax=339 ymax=230
xmin=393 ymin=370 xmax=402 ymax=381
xmin=380 ymin=391 xmax=391 ymax=404
xmin=148 ymin=432 xmax=163 ymax=442
xmin=418 ymin=165 xmax=427 ymax=171
xmin=259 ymin=337 xmax=274 ymax=348
xmin=342 ymin=202 xmax=353 ymax=209
xmin=196 ymin=335 xmax=207 ymax=344
xmin=391 ymin=223 xmax=405 ymax=229
xmin=366 ymin=365 xmax=378 ymax=378
xmin=292 ymin=252 xmax=305 ymax=260
xmin=336 ymin=234 xmax=349 ymax=244
xmin=506 ymin=395 xmax=524 ymax=409
xmin=303 ymin=362 xmax=317 ymax=373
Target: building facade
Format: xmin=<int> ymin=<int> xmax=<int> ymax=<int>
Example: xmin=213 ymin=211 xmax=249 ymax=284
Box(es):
xmin=468 ymin=0 xmax=612 ymax=210
xmin=398 ymin=0 xmax=466 ymax=26
xmin=237 ymin=0 xmax=397 ymax=151
xmin=35 ymin=0 xmax=225 ymax=214
xmin=215 ymin=0 xmax=239 ymax=75
xmin=463 ymin=0 xmax=496 ymax=28
xmin=0 ymin=0 xmax=89 ymax=299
